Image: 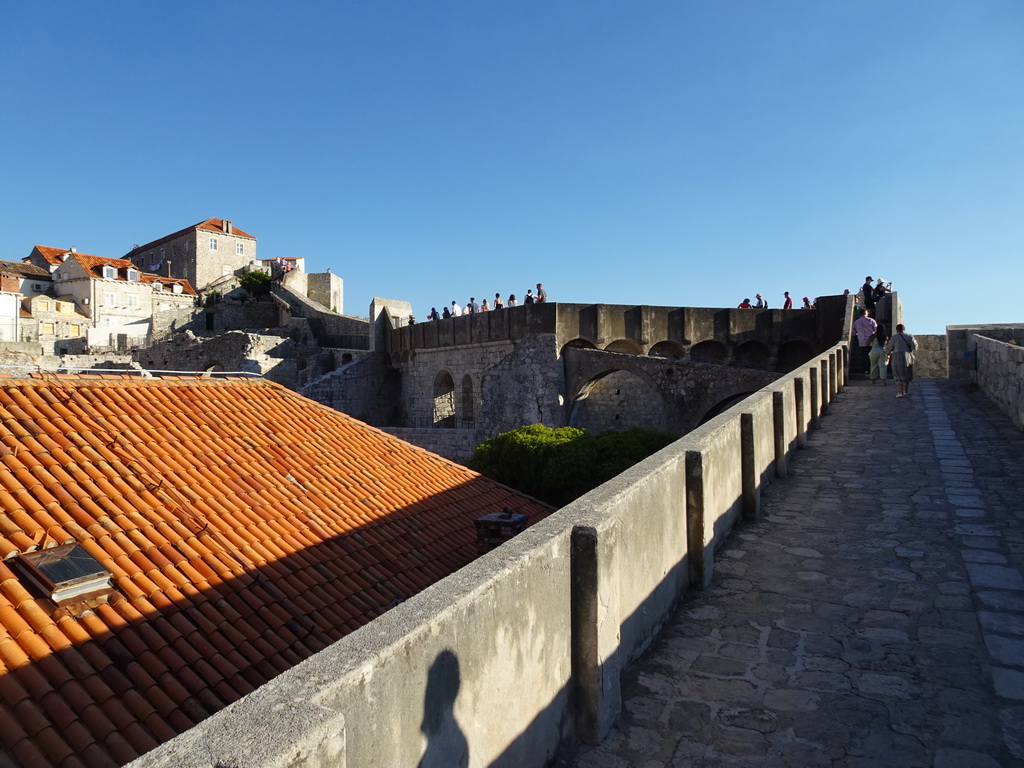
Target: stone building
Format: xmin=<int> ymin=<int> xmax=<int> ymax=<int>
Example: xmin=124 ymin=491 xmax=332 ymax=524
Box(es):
xmin=0 ymin=260 xmax=51 ymax=341
xmin=49 ymin=251 xmax=196 ymax=347
xmin=123 ymin=217 xmax=257 ymax=292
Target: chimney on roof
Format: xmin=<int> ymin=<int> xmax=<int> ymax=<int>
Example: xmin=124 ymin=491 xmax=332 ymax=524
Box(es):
xmin=223 ymin=220 xmax=232 ymax=234
xmin=474 ymin=508 xmax=528 ymax=555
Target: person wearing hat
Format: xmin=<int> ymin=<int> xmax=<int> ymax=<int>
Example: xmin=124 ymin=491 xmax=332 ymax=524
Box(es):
xmin=861 ymin=276 xmax=876 ymax=313
xmin=754 ymin=293 xmax=767 ymax=308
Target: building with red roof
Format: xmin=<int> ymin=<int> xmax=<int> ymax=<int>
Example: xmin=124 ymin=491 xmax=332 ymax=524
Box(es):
xmin=123 ymin=219 xmax=257 ymax=292
xmin=0 ymin=373 xmax=550 ymax=767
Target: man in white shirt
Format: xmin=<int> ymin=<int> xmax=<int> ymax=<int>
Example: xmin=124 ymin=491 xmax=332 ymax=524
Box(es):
xmin=451 ymin=300 xmax=462 ymax=317
xmin=466 ymin=297 xmax=479 ymax=314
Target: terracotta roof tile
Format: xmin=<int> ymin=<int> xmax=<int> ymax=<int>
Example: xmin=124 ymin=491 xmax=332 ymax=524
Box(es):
xmin=0 ymin=374 xmax=551 ymax=766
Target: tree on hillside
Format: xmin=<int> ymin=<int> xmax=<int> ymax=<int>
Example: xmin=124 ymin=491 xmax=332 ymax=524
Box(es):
xmin=467 ymin=424 xmax=676 ymax=507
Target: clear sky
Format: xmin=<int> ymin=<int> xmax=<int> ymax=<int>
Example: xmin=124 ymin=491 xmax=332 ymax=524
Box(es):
xmin=2 ymin=1 xmax=1021 ymax=333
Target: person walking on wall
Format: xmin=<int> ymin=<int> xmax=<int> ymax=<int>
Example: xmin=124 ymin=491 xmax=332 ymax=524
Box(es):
xmin=868 ymin=324 xmax=888 ymax=385
xmin=507 ymin=294 xmax=518 ymax=307
xmin=886 ymin=324 xmax=917 ymax=398
xmin=466 ymin=297 xmax=479 ymax=314
xmin=536 ymin=283 xmax=548 ymax=303
xmin=524 ymin=289 xmax=535 ymax=304
xmin=853 ymin=309 xmax=877 ymax=375
xmin=480 ymin=299 xmax=490 ymax=311
xmin=860 ymin=276 xmax=876 ymax=314
xmin=754 ymin=293 xmax=766 ymax=308
xmin=782 ymin=291 xmax=793 ymax=309
xmin=450 ymin=300 xmax=462 ymax=317
xmin=738 ymin=298 xmax=752 ymax=308
xmin=493 ymin=293 xmax=504 ymax=309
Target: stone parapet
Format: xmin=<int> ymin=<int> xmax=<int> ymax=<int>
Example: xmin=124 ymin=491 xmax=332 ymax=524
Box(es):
xmin=915 ymin=334 xmax=949 ymax=378
xmin=974 ymin=334 xmax=1024 ymax=431
xmin=129 ymin=342 xmax=848 ymax=768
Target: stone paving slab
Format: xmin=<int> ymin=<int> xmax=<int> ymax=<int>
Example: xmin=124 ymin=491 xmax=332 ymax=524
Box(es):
xmin=565 ymin=378 xmax=1024 ymax=768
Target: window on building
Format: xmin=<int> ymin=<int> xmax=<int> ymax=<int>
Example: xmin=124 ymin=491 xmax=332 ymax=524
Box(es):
xmin=42 ymin=322 xmax=54 ymax=335
xmin=127 ymin=294 xmax=139 ymax=309
xmin=104 ymin=292 xmax=115 ymax=306
xmin=236 ymin=242 xmax=244 ymax=256
xmin=126 ymin=269 xmax=140 ymax=282
xmin=39 ymin=301 xmax=49 ymax=311
xmin=172 ymin=283 xmax=183 ymax=294
xmin=209 ymin=238 xmax=218 ymax=251
xmin=70 ymin=325 xmax=81 ymax=337
xmin=102 ymin=266 xmax=117 ymax=279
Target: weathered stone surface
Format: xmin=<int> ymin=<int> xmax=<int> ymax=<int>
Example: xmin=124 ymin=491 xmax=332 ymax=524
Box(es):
xmin=567 ymin=379 xmax=1024 ymax=768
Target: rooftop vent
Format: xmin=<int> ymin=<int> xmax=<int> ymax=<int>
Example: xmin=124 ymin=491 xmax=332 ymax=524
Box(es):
xmin=474 ymin=508 xmax=527 ymax=555
xmin=14 ymin=543 xmax=114 ymax=604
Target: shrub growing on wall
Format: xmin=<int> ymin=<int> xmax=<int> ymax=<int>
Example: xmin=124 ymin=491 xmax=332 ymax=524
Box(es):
xmin=240 ymin=269 xmax=272 ymax=297
xmin=468 ymin=424 xmax=676 ymax=507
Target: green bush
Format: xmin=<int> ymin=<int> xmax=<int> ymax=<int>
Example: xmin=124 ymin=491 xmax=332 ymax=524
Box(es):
xmin=467 ymin=424 xmax=675 ymax=507
xmin=240 ymin=269 xmax=272 ymax=297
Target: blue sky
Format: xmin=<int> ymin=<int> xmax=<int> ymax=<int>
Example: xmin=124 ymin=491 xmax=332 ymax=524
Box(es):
xmin=2 ymin=1 xmax=1021 ymax=333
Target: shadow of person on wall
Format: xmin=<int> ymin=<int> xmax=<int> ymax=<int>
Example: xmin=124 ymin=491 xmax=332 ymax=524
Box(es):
xmin=417 ymin=649 xmax=469 ymax=768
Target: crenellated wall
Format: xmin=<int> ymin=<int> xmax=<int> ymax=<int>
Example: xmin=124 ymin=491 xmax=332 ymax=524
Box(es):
xmin=128 ymin=342 xmax=849 ymax=768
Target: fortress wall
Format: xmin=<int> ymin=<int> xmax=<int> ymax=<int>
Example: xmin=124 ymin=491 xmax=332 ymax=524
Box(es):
xmin=947 ymin=324 xmax=1024 ymax=378
xmin=399 ymin=334 xmax=566 ymax=435
xmin=914 ymin=334 xmax=949 ymax=378
xmin=131 ymin=341 xmax=848 ymax=768
xmin=974 ymin=335 xmax=1024 ymax=431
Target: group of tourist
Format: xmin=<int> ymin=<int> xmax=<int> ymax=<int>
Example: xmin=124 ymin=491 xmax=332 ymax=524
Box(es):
xmin=737 ymin=292 xmax=813 ymax=310
xmin=425 ymin=283 xmax=548 ymax=321
xmin=851 ymin=275 xmax=915 ymax=398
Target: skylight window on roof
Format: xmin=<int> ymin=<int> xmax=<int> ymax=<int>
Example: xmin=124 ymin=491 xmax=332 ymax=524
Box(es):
xmin=102 ymin=265 xmax=117 ymax=279
xmin=15 ymin=543 xmax=114 ymax=603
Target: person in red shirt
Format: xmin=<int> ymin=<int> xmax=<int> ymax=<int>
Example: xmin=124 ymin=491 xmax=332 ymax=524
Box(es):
xmin=738 ymin=298 xmax=752 ymax=308
xmin=783 ymin=291 xmax=793 ymax=309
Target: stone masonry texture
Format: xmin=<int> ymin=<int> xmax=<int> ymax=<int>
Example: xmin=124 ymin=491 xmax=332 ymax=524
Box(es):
xmin=566 ymin=377 xmax=1024 ymax=768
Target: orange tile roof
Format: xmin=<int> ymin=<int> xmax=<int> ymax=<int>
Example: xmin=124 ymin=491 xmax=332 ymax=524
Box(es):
xmin=0 ymin=375 xmax=550 ymax=767
xmin=29 ymin=247 xmax=106 ymax=267
xmin=138 ymin=275 xmax=197 ymax=297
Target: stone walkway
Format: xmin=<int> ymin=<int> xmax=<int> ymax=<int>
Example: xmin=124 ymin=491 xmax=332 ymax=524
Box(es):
xmin=569 ymin=378 xmax=1024 ymax=768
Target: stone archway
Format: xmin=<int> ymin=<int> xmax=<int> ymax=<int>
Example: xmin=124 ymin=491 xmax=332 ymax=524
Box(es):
xmin=433 ymin=371 xmax=456 ymax=428
xmin=569 ymin=369 xmax=667 ymax=433
xmin=649 ymin=341 xmax=686 ymax=360
xmin=775 ymin=340 xmax=816 ymax=373
xmin=604 ymin=339 xmax=645 ymax=355
xmin=733 ymin=340 xmax=772 ymax=370
xmin=689 ymin=340 xmax=728 ymax=364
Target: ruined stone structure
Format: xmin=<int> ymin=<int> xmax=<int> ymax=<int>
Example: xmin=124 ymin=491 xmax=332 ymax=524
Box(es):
xmin=303 ymin=296 xmax=852 ymax=460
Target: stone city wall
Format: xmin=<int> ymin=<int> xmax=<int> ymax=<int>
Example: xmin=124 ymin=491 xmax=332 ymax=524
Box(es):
xmin=129 ymin=342 xmax=848 ymax=768
xmin=946 ymin=324 xmax=1024 ymax=379
xmin=382 ymin=427 xmax=479 ymax=463
xmin=397 ymin=334 xmax=564 ymax=435
xmin=974 ymin=335 xmax=1024 ymax=431
xmin=914 ymin=334 xmax=948 ymax=379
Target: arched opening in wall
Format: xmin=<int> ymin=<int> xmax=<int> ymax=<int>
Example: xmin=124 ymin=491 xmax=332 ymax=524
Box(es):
xmin=775 ymin=340 xmax=816 ymax=373
xmin=732 ymin=340 xmax=772 ymax=370
xmin=461 ymin=375 xmax=474 ymax=428
xmin=569 ymin=369 xmax=668 ymax=434
xmin=697 ymin=391 xmax=757 ymax=426
xmin=649 ymin=341 xmax=686 ymax=360
xmin=688 ymin=340 xmax=728 ymax=365
xmin=604 ymin=339 xmax=645 ymax=356
xmin=203 ymin=364 xmax=224 ymax=377
xmin=433 ymin=371 xmax=456 ymax=428
xmin=560 ymin=338 xmax=598 ymax=356
xmin=341 ymin=353 xmax=353 ymax=365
